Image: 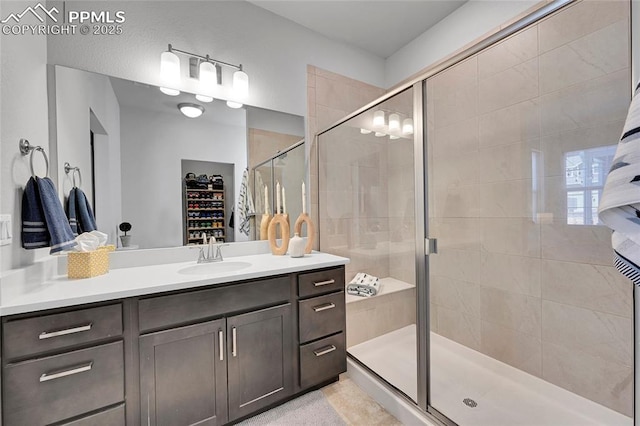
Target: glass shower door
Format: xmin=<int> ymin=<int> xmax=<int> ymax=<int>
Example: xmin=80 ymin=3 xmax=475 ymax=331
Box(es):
xmin=318 ymin=87 xmax=419 ymax=402
xmin=425 ymin=1 xmax=632 ymax=424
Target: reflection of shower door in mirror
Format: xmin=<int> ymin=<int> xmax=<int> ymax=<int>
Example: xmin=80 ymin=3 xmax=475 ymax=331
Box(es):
xmin=318 ymin=87 xmax=419 ymax=403
xmin=426 ymin=1 xmax=632 ymax=424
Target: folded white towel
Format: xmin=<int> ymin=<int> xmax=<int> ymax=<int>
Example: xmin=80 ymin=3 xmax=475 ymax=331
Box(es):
xmin=347 ymin=273 xmax=381 ymax=297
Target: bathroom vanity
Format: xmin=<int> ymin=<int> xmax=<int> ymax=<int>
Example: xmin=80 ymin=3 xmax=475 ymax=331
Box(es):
xmin=0 ymin=252 xmax=348 ymax=425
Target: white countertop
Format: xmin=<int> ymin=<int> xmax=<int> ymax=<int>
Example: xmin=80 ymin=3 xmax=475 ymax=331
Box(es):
xmin=0 ymin=251 xmax=349 ymax=316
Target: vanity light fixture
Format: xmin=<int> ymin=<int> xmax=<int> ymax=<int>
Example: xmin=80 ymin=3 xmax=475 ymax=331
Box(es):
xmin=360 ymin=128 xmax=372 ymax=134
xmin=178 ymin=103 xmax=205 ymax=118
xmin=402 ymin=118 xmax=414 ymax=135
xmin=374 ymin=132 xmax=386 ymax=137
xmin=160 ymin=47 xmax=181 ymax=96
xmin=159 ymin=44 xmax=249 ymax=107
xmin=389 ymin=135 xmax=400 ymax=140
xmin=373 ymin=110 xmax=385 ymax=128
xmin=388 ymin=113 xmax=400 ymax=131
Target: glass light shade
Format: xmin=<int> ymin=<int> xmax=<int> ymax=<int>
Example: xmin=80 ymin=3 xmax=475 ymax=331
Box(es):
xmin=360 ymin=128 xmax=372 ymax=134
xmin=374 ymin=132 xmax=385 ymax=137
xmin=178 ymin=103 xmax=204 ymax=118
xmin=389 ymin=135 xmax=400 ymax=140
xmin=226 ymin=101 xmax=243 ymax=109
xmin=373 ymin=110 xmax=385 ymax=128
xmin=160 ymin=50 xmax=180 ymax=94
xmin=195 ymin=94 xmax=214 ymax=103
xmin=232 ymin=70 xmax=249 ymax=99
xmin=389 ymin=113 xmax=400 ymax=131
xmin=402 ymin=118 xmax=414 ymax=135
xmin=199 ymin=61 xmax=217 ymax=94
xmin=159 ymin=87 xmax=180 ymax=96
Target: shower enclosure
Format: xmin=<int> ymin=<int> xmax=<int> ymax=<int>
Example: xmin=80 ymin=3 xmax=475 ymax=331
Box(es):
xmin=318 ymin=1 xmax=633 ymax=424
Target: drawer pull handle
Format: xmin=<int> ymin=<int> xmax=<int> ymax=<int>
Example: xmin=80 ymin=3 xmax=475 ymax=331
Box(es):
xmin=232 ymin=327 xmax=237 ymax=357
xmin=313 ymin=279 xmax=335 ymax=287
xmin=39 ymin=362 xmax=93 ymax=382
xmin=39 ymin=323 xmax=92 ymax=340
xmin=314 ymin=345 xmax=337 ymax=357
xmin=313 ymin=303 xmax=336 ymax=312
xmin=219 ymin=330 xmax=224 ymax=361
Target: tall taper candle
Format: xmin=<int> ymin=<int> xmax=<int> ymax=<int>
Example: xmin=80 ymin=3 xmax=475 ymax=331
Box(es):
xmin=264 ymin=185 xmax=269 ymax=214
xmin=276 ymin=181 xmax=281 ymax=214
xmin=282 ymin=187 xmax=287 ymax=215
xmin=302 ymin=181 xmax=306 ymax=214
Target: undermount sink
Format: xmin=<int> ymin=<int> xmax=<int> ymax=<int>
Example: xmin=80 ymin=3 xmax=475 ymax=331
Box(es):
xmin=178 ymin=261 xmax=252 ymax=275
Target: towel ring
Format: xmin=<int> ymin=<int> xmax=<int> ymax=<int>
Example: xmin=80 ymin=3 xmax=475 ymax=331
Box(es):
xmin=64 ymin=162 xmax=82 ymax=188
xmin=19 ymin=139 xmax=49 ymax=178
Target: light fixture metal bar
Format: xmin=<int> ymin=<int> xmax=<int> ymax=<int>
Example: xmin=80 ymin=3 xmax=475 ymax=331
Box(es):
xmin=168 ymin=44 xmax=242 ymax=71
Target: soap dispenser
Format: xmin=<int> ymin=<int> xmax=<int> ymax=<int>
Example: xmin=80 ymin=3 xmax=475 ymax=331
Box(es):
xmin=289 ymin=233 xmax=305 ymax=258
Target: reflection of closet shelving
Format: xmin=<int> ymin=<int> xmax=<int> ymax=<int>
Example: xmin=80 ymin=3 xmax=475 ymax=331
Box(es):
xmin=185 ymin=188 xmax=225 ymax=243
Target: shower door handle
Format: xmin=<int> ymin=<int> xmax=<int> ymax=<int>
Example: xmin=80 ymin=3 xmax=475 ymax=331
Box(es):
xmin=425 ymin=238 xmax=438 ymax=255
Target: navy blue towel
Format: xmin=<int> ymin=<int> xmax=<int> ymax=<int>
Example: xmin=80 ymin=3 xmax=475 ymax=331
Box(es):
xmin=67 ymin=187 xmax=78 ymax=236
xmin=21 ymin=177 xmax=49 ymax=249
xmin=73 ymin=187 xmax=97 ymax=234
xmin=23 ymin=177 xmax=77 ymax=254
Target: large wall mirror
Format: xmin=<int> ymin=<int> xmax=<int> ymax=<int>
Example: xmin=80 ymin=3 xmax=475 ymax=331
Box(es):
xmin=49 ymin=65 xmax=305 ymax=249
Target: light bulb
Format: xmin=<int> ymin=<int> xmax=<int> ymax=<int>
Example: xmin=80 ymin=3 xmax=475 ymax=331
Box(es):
xmin=233 ymin=70 xmax=249 ymax=99
xmin=374 ymin=132 xmax=385 ymax=137
xmin=402 ymin=118 xmax=414 ymax=135
xmin=373 ymin=111 xmax=385 ymax=128
xmin=226 ymin=101 xmax=243 ymax=109
xmin=178 ymin=103 xmax=204 ymax=118
xmin=390 ymin=135 xmax=400 ymax=140
xmin=195 ymin=94 xmax=214 ymax=103
xmin=360 ymin=128 xmax=372 ymax=134
xmin=389 ymin=113 xmax=400 ymax=131
xmin=199 ymin=61 xmax=217 ymax=94
xmin=160 ymin=49 xmax=180 ymax=95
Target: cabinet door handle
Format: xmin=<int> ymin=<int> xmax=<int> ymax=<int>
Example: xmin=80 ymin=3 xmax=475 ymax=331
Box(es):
xmin=232 ymin=327 xmax=237 ymax=357
xmin=39 ymin=361 xmax=93 ymax=382
xmin=313 ymin=345 xmax=337 ymax=357
xmin=313 ymin=302 xmax=336 ymax=312
xmin=313 ymin=279 xmax=335 ymax=287
xmin=39 ymin=323 xmax=92 ymax=340
xmin=219 ymin=330 xmax=224 ymax=361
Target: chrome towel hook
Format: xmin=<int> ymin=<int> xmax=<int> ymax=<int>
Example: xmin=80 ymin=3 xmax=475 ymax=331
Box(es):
xmin=64 ymin=162 xmax=82 ymax=188
xmin=19 ymin=139 xmax=49 ymax=178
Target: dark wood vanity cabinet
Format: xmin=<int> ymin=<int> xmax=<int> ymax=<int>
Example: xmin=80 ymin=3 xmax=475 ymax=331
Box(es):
xmin=1 ymin=265 xmax=346 ymax=426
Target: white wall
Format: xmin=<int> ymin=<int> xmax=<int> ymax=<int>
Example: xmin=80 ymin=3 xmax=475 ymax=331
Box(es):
xmin=47 ymin=0 xmax=385 ymax=117
xmin=54 ymin=67 xmax=121 ymax=244
xmin=120 ymin=104 xmax=247 ymax=249
xmin=0 ymin=3 xmax=49 ymax=271
xmin=246 ymin=107 xmax=305 ymax=138
xmin=384 ymin=0 xmax=539 ymax=87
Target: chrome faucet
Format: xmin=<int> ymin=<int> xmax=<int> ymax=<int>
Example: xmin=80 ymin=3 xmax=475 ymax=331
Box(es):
xmin=197 ymin=235 xmax=229 ymax=263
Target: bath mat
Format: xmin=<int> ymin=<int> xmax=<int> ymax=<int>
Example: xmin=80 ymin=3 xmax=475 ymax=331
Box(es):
xmin=236 ymin=390 xmax=346 ymax=425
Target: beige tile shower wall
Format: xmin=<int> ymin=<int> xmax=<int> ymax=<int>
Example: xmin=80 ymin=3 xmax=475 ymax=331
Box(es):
xmin=308 ymin=66 xmax=386 ymax=253
xmin=428 ymin=0 xmax=632 ymax=416
xmin=247 ymin=128 xmax=301 ymax=170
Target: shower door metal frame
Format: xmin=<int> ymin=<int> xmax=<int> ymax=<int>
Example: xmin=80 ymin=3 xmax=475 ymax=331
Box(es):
xmin=313 ymin=1 xmax=622 ymax=425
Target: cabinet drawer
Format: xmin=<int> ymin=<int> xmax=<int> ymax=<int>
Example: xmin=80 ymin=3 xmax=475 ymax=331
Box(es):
xmin=299 ymin=332 xmax=346 ymax=389
xmin=298 ymin=267 xmax=344 ymax=298
xmin=3 ymin=304 xmax=123 ymax=360
xmin=60 ymin=404 xmax=125 ymax=425
xmin=139 ymin=276 xmax=290 ymax=332
xmin=299 ymin=291 xmax=345 ymax=343
xmin=3 ymin=341 xmax=124 ymax=426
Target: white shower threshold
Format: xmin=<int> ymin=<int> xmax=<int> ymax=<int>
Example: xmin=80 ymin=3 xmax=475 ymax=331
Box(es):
xmin=348 ymin=325 xmax=632 ymax=426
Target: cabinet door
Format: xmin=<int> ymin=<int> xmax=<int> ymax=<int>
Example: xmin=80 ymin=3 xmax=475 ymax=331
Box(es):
xmin=139 ymin=319 xmax=227 ymax=426
xmin=227 ymin=304 xmax=293 ymax=421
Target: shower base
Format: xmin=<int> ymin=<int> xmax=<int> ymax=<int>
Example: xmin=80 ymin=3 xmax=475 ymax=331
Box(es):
xmin=348 ymin=325 xmax=631 ymax=426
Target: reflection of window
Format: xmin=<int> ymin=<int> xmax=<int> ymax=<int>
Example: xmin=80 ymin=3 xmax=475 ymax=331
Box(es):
xmin=565 ymin=145 xmax=616 ymax=225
